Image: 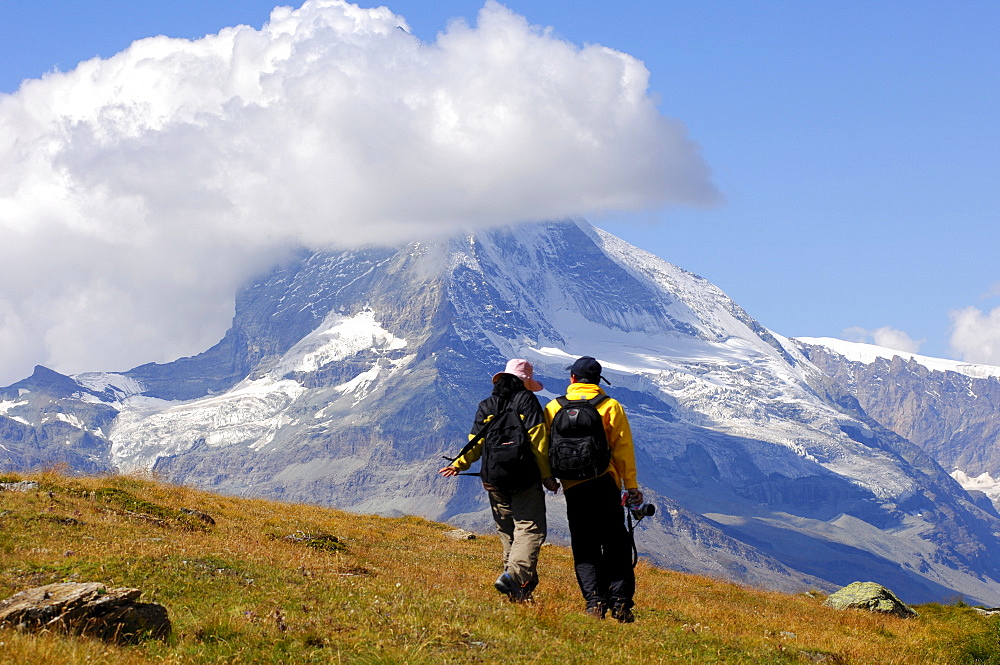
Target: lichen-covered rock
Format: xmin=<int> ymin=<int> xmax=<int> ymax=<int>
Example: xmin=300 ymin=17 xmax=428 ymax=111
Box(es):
xmin=0 ymin=582 xmax=170 ymax=643
xmin=0 ymin=481 xmax=39 ymax=492
xmin=822 ymin=581 xmax=917 ymax=618
xmin=181 ymin=507 xmax=217 ymax=525
xmin=444 ymin=528 xmax=476 ymax=541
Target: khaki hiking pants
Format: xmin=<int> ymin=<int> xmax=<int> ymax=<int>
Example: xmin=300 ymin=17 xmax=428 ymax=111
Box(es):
xmin=487 ymin=483 xmax=547 ymax=588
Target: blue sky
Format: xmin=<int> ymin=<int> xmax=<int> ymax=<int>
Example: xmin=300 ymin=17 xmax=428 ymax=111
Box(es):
xmin=1 ymin=1 xmax=998 ymax=382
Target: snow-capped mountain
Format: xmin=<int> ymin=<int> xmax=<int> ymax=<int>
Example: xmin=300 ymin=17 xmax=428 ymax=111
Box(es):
xmin=796 ymin=337 xmax=1000 ymax=512
xmin=3 ymin=220 xmax=1000 ymax=604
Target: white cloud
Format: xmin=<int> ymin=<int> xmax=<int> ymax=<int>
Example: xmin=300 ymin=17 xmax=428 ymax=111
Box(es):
xmin=841 ymin=325 xmax=923 ymax=354
xmin=983 ymin=282 xmax=1000 ymax=299
xmin=0 ymin=0 xmax=718 ymax=384
xmin=949 ymin=306 xmax=1000 ymax=365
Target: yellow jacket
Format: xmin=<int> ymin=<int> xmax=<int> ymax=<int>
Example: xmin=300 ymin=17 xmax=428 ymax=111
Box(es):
xmin=544 ymin=382 xmax=637 ymax=491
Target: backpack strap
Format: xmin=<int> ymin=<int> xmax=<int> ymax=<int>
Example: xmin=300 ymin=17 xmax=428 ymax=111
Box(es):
xmin=445 ymin=403 xmax=514 ymax=463
xmin=588 ymin=395 xmax=608 ymax=408
xmin=556 ymin=394 xmax=607 ymax=407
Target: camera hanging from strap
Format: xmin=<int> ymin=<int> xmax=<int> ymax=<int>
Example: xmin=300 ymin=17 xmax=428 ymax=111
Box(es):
xmin=623 ymin=492 xmax=655 ymax=568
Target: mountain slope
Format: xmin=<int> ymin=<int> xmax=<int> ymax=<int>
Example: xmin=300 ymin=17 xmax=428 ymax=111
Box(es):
xmin=4 ymin=471 xmax=992 ymax=665
xmin=3 ymin=220 xmax=1000 ymax=604
xmin=796 ymin=337 xmax=1000 ymax=512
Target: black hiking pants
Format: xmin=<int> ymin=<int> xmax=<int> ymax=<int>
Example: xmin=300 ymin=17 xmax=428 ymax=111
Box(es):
xmin=564 ymin=472 xmax=635 ymax=610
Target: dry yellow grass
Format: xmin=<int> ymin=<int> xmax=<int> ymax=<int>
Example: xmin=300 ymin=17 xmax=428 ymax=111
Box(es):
xmin=0 ymin=470 xmax=997 ymax=664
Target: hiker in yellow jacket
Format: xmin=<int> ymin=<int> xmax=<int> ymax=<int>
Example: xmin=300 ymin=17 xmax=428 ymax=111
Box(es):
xmin=545 ymin=356 xmax=642 ymax=622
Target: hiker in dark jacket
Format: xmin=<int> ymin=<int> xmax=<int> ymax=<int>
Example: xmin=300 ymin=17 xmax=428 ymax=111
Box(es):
xmin=439 ymin=359 xmax=558 ymax=601
xmin=545 ymin=356 xmax=642 ymax=622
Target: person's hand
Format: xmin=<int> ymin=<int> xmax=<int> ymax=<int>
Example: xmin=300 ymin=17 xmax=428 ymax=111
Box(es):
xmin=542 ymin=477 xmax=560 ymax=494
xmin=438 ymin=466 xmax=459 ymax=477
xmin=626 ymin=488 xmax=644 ymax=505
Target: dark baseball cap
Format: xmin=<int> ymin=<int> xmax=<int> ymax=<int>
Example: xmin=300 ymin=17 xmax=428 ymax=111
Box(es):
xmin=567 ymin=356 xmax=610 ymax=385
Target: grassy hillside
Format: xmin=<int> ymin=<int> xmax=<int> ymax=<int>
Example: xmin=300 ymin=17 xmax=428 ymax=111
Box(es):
xmin=1 ymin=471 xmax=999 ymax=664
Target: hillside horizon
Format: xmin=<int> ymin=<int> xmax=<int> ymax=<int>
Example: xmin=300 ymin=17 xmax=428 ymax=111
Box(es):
xmin=2 ymin=470 xmax=1000 ymax=663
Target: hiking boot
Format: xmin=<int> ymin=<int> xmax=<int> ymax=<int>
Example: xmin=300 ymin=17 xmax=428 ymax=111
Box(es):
xmin=610 ymin=604 xmax=635 ymax=623
xmin=495 ymin=573 xmax=534 ymax=603
xmin=585 ymin=603 xmax=606 ymax=619
xmin=494 ymin=572 xmax=516 ymax=596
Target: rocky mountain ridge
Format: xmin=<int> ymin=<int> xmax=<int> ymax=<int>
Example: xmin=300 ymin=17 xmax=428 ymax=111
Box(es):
xmin=3 ymin=220 xmax=1000 ymax=604
xmin=796 ymin=337 xmax=1000 ymax=512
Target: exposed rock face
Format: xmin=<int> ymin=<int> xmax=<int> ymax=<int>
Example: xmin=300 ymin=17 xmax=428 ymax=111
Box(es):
xmin=797 ymin=340 xmax=1000 ymax=511
xmin=0 ymin=366 xmax=118 ymax=474
xmin=822 ymin=581 xmax=917 ymax=618
xmin=0 ymin=582 xmax=170 ymax=643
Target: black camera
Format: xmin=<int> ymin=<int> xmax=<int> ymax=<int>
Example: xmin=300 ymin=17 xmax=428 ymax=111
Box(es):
xmin=623 ymin=491 xmax=655 ymax=522
xmin=629 ymin=501 xmax=656 ymax=521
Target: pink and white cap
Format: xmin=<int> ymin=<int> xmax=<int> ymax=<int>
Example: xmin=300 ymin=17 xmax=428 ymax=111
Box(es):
xmin=492 ymin=358 xmax=543 ymax=392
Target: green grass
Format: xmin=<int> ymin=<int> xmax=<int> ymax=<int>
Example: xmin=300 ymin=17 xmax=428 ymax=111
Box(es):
xmin=1 ymin=470 xmax=999 ymax=663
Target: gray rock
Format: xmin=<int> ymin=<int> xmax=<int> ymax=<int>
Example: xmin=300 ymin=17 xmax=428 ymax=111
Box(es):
xmin=0 ymin=481 xmax=39 ymax=492
xmin=180 ymin=507 xmax=216 ymax=525
xmin=0 ymin=582 xmax=170 ymax=643
xmin=822 ymin=581 xmax=917 ymax=618
xmin=444 ymin=528 xmax=476 ymax=541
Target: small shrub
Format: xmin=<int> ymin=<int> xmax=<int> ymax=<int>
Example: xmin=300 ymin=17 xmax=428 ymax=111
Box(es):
xmin=280 ymin=531 xmax=347 ymax=553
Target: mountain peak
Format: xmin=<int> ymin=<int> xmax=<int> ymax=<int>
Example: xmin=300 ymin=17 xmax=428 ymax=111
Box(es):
xmin=796 ymin=336 xmax=1000 ymax=380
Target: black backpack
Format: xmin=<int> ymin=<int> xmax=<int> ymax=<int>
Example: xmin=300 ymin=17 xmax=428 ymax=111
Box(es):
xmin=479 ymin=404 xmax=540 ymax=491
xmin=549 ymin=395 xmax=610 ymax=480
xmin=448 ymin=398 xmax=540 ymax=491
